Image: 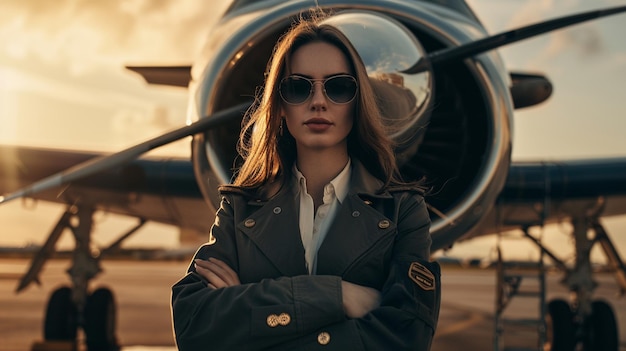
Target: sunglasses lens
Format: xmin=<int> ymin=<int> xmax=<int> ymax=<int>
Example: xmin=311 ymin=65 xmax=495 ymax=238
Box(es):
xmin=280 ymin=77 xmax=311 ymax=104
xmin=279 ymin=75 xmax=358 ymax=104
xmin=325 ymin=76 xmax=357 ymax=104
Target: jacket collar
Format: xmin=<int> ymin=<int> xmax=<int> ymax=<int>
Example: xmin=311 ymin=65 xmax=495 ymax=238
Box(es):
xmin=239 ymin=158 xmax=392 ymax=204
xmin=237 ymin=159 xmax=396 ymax=277
xmin=348 ymin=159 xmax=393 ymax=199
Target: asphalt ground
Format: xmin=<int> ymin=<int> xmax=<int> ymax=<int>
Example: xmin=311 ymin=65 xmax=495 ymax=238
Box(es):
xmin=1 ymin=259 xmax=624 ymax=351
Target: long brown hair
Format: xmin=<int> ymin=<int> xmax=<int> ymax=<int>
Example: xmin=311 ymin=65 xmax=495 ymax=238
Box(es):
xmin=233 ymin=11 xmax=405 ymax=193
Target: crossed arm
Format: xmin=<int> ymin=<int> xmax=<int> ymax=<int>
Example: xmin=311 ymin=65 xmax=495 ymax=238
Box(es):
xmin=194 ymin=257 xmax=381 ymax=319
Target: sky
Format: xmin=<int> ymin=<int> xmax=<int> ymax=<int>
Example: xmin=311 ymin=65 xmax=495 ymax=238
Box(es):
xmin=0 ymin=0 xmax=625 ymax=262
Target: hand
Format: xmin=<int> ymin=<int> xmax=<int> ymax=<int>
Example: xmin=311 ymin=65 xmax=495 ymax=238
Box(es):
xmin=194 ymin=258 xmax=241 ymax=289
xmin=341 ymin=280 xmax=381 ymax=318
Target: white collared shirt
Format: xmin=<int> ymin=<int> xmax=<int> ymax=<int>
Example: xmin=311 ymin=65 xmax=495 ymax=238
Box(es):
xmin=293 ymin=159 xmax=351 ymax=274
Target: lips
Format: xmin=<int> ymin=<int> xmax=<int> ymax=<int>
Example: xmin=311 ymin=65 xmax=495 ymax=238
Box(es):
xmin=304 ymin=117 xmax=332 ymax=125
xmin=304 ymin=118 xmax=332 ymax=132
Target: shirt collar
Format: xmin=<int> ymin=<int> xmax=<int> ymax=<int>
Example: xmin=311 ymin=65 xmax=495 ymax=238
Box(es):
xmin=293 ymin=159 xmax=352 ymax=204
xmin=330 ymin=159 xmax=351 ymax=204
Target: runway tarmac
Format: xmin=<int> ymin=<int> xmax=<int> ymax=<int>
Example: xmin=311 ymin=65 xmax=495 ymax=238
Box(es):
xmin=1 ymin=258 xmax=624 ymax=350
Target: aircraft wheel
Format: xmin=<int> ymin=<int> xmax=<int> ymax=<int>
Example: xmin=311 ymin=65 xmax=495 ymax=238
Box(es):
xmin=583 ymin=300 xmax=618 ymax=351
xmin=544 ymin=299 xmax=575 ymax=351
xmin=84 ymin=287 xmax=120 ymax=351
xmin=44 ymin=286 xmax=78 ymax=341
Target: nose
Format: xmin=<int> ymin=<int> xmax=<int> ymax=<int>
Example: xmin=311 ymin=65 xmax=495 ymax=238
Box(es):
xmin=310 ymin=82 xmax=327 ymax=110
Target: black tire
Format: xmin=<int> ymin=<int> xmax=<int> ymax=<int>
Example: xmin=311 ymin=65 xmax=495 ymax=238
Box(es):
xmin=545 ymin=299 xmax=575 ymax=351
xmin=44 ymin=286 xmax=78 ymax=341
xmin=583 ymin=299 xmax=619 ymax=351
xmin=84 ymin=287 xmax=119 ymax=351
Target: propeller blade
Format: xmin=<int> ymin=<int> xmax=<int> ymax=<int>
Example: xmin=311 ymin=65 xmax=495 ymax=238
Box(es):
xmin=403 ymin=5 xmax=626 ymax=74
xmin=0 ymin=102 xmax=250 ymax=205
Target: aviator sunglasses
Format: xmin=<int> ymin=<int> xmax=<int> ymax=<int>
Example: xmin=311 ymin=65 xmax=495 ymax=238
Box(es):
xmin=279 ymin=74 xmax=358 ymax=105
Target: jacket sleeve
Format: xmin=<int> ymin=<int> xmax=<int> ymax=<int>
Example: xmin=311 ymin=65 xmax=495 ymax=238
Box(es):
xmin=282 ymin=194 xmax=440 ymax=351
xmin=171 ymin=196 xmax=347 ymax=351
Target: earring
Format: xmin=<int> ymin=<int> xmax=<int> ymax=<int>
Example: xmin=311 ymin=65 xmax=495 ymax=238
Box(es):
xmin=279 ymin=118 xmax=285 ymax=136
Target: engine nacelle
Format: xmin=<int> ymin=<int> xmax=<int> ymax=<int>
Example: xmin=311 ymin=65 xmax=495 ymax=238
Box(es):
xmin=190 ymin=0 xmax=512 ymax=251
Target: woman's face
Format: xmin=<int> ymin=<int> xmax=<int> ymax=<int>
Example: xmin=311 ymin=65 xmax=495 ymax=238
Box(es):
xmin=280 ymin=41 xmax=355 ymax=154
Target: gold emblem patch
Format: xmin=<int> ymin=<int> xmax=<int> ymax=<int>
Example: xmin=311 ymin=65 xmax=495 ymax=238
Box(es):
xmin=408 ymin=262 xmax=435 ymax=291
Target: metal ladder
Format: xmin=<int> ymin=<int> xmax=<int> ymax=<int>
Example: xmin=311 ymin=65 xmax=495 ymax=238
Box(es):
xmin=493 ymin=226 xmax=547 ymax=351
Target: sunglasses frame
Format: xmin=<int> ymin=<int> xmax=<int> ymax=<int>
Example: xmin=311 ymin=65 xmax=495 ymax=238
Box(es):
xmin=279 ymin=74 xmax=358 ymax=105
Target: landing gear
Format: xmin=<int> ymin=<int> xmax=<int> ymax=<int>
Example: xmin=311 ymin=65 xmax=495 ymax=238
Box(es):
xmin=543 ymin=298 xmax=619 ymax=351
xmin=42 ymin=286 xmax=119 ymax=350
xmin=494 ymin=213 xmax=624 ymax=351
xmin=44 ymin=286 xmax=78 ymax=341
xmin=582 ymin=300 xmax=618 ymax=351
xmin=84 ymin=288 xmax=119 ymax=351
xmin=17 ymin=205 xmax=146 ymax=350
xmin=544 ymin=299 xmax=574 ymax=351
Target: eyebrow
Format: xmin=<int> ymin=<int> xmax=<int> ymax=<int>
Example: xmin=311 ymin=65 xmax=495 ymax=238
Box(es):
xmin=290 ymin=72 xmax=353 ymax=79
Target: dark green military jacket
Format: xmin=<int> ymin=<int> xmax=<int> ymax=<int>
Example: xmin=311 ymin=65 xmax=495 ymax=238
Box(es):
xmin=172 ymin=160 xmax=440 ymax=350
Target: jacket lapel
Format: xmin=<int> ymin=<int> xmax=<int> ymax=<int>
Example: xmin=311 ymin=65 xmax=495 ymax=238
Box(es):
xmin=316 ymin=194 xmax=396 ymax=276
xmin=316 ymin=160 xmax=396 ymax=276
xmin=235 ymin=159 xmax=394 ymax=278
xmin=237 ymin=190 xmax=308 ymax=277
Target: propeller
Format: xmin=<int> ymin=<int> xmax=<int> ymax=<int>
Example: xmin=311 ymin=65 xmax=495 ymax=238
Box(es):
xmin=402 ymin=5 xmax=626 ymax=74
xmin=0 ymin=102 xmax=250 ymax=205
xmin=3 ymin=5 xmax=626 ymax=204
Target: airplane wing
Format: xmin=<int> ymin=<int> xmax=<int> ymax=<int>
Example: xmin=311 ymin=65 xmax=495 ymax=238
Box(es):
xmin=456 ymin=157 xmax=626 ymax=245
xmin=0 ymin=144 xmax=212 ymax=233
xmin=3 ymin=143 xmax=625 ymax=252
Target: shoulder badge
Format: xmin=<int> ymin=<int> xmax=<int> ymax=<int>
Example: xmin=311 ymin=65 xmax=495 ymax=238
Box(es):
xmin=408 ymin=262 xmax=435 ymax=291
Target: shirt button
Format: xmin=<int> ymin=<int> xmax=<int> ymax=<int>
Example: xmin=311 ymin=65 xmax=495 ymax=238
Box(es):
xmin=378 ymin=219 xmax=390 ymax=229
xmin=266 ymin=314 xmax=279 ymax=327
xmin=352 ymin=211 xmax=360 ymax=217
xmin=364 ymin=200 xmax=372 ymax=205
xmin=278 ymin=313 xmax=291 ymax=326
xmin=273 ymin=206 xmax=282 ymax=214
xmin=244 ymin=219 xmax=256 ymax=228
xmin=317 ymin=331 xmax=330 ymax=345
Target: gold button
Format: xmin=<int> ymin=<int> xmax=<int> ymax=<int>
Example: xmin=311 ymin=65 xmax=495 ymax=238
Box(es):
xmin=266 ymin=314 xmax=279 ymax=327
xmin=378 ymin=219 xmax=390 ymax=229
xmin=317 ymin=331 xmax=330 ymax=345
xmin=278 ymin=313 xmax=291 ymax=326
xmin=244 ymin=219 xmax=256 ymax=228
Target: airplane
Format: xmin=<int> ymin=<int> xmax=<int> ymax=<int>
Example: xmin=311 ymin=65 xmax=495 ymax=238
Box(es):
xmin=1 ymin=0 xmax=626 ymax=350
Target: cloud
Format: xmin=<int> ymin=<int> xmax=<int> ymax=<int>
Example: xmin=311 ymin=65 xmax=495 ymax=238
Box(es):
xmin=499 ymin=0 xmax=615 ymax=70
xmin=0 ymin=0 xmax=230 ymax=74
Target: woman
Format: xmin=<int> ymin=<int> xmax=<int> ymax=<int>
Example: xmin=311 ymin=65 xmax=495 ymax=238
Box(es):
xmin=172 ymin=12 xmax=440 ymax=351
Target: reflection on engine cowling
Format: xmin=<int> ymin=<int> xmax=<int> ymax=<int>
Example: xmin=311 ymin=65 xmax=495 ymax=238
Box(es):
xmin=191 ymin=1 xmax=513 ymax=251
xmin=320 ymin=11 xmax=433 ymax=166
